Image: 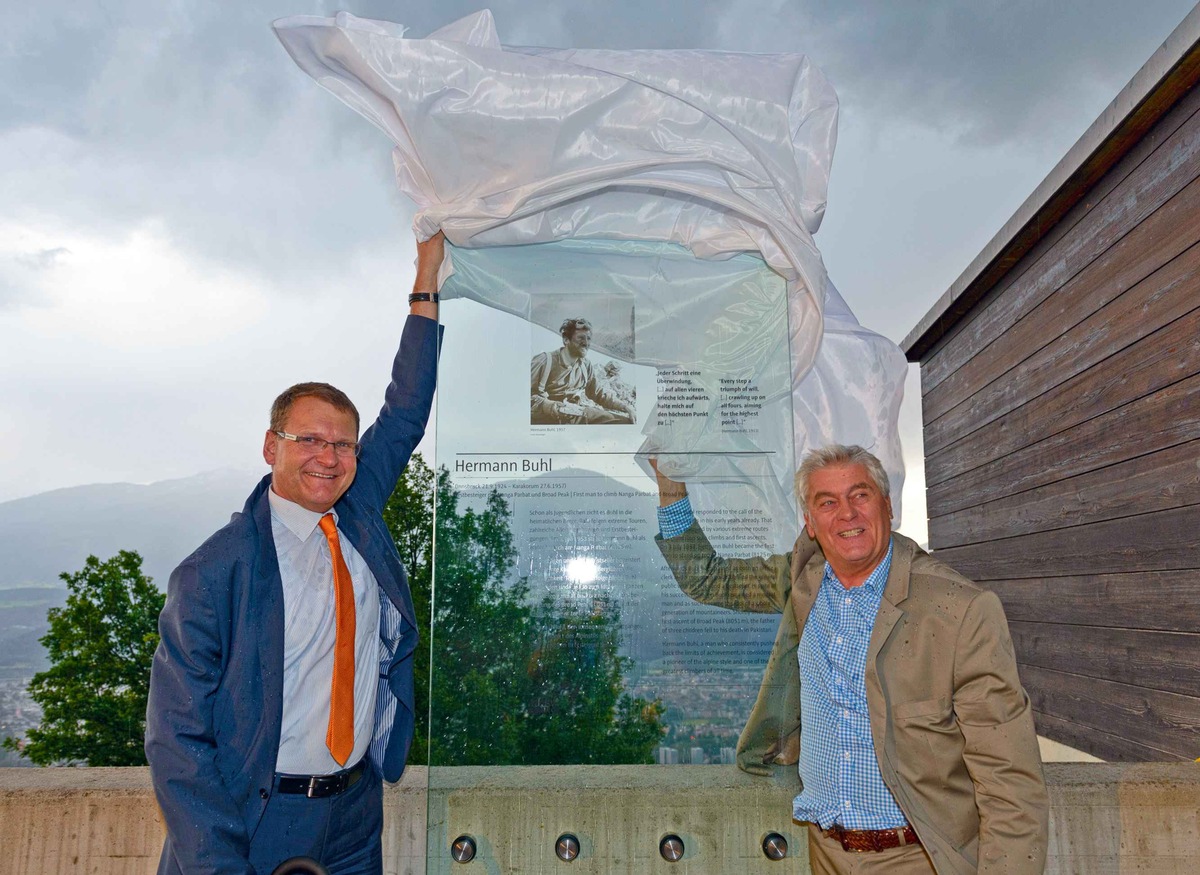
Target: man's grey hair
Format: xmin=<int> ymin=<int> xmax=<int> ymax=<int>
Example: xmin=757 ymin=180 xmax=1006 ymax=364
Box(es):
xmin=794 ymin=444 xmax=890 ymax=506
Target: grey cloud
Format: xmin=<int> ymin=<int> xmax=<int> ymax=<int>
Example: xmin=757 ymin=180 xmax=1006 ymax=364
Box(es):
xmin=1 ymin=0 xmax=740 ymax=300
xmin=14 ymin=247 xmax=70 ymax=270
xmin=713 ymin=0 xmax=1196 ymax=146
xmin=2 ymin=0 xmax=1195 ymax=305
xmin=0 ymin=247 xmax=69 ymax=309
xmin=2 ymin=2 xmax=419 ymax=294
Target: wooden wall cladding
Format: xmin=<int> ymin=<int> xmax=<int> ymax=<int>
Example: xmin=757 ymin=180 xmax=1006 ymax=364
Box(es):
xmin=986 ymin=571 xmax=1200 ymax=633
xmin=929 ymin=437 xmax=1200 ymax=547
xmin=1022 ymin=664 xmax=1199 ymax=761
xmin=925 ymin=204 xmax=1200 ymax=438
xmin=927 ymin=307 xmax=1200 ymax=488
xmin=925 ymin=200 xmax=1200 ymax=462
xmin=934 ymin=504 xmax=1200 ymax=580
xmin=1008 ymin=622 xmax=1200 ymax=699
xmin=1033 ymin=711 xmax=1187 ymax=762
xmin=926 ymin=372 xmax=1200 ymax=519
xmin=915 ymin=75 xmax=1200 ymax=761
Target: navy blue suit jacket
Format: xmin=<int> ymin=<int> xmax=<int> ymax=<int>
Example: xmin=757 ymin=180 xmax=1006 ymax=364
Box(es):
xmin=146 ymin=315 xmax=441 ymax=875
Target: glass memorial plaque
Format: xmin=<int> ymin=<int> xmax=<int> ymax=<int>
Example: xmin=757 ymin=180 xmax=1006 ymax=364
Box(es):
xmin=424 ymin=239 xmax=804 ymax=867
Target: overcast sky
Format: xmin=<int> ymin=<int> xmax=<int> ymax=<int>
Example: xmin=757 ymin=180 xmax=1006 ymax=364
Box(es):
xmin=3 ymin=0 xmax=1196 ymax=545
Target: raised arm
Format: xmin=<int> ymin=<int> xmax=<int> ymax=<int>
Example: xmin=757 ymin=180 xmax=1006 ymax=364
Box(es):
xmin=409 ymin=231 xmax=443 ymax=321
xmin=650 ymin=458 xmax=813 ymax=614
xmin=353 ymin=233 xmax=445 ymax=510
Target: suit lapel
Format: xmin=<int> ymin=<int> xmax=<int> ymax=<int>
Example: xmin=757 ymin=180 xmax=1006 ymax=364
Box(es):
xmin=790 ymin=550 xmax=824 ymax=640
xmin=250 ymin=481 xmax=286 ymax=732
xmin=340 ymin=503 xmax=416 ymax=629
xmin=864 ymin=537 xmax=913 ymax=709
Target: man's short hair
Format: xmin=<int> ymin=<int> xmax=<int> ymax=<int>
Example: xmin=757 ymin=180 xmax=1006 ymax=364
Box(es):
xmin=560 ymin=318 xmax=592 ymax=341
xmin=795 ymin=444 xmax=890 ymax=506
xmin=269 ymin=382 xmax=361 ymax=434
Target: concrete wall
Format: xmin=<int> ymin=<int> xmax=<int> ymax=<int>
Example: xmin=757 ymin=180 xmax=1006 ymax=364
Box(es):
xmin=1 ymin=764 xmax=1197 ymax=874
xmin=0 ymin=766 xmax=427 ymax=875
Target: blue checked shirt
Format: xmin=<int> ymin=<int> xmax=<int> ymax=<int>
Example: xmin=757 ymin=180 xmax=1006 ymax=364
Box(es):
xmin=793 ymin=541 xmax=907 ymax=829
xmin=657 ymin=498 xmax=906 ymax=829
xmin=657 ymin=495 xmax=696 ymax=539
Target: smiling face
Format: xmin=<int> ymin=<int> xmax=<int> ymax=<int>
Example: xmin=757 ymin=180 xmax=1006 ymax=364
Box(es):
xmin=262 ymin=395 xmax=358 ymax=513
xmin=802 ymin=462 xmax=893 ymax=588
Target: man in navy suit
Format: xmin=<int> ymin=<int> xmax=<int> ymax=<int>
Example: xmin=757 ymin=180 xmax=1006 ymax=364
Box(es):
xmin=146 ymin=234 xmax=445 ymax=875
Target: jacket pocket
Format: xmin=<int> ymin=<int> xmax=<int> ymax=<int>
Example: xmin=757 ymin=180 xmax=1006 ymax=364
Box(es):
xmin=891 ymin=694 xmax=951 ymax=721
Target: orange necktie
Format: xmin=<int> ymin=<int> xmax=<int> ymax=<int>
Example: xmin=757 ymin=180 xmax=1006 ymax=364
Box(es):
xmin=318 ymin=514 xmax=356 ymax=766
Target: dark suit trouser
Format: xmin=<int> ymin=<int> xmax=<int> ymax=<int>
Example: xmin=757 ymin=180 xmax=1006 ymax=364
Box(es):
xmin=247 ymin=767 xmax=384 ymax=875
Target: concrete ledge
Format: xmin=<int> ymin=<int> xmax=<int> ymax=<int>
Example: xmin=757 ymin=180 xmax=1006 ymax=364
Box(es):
xmin=2 ymin=763 xmax=1197 ymax=874
xmin=426 ymin=764 xmax=805 ymax=874
xmin=0 ymin=766 xmax=427 ymax=875
xmin=1044 ymin=763 xmax=1200 ymax=875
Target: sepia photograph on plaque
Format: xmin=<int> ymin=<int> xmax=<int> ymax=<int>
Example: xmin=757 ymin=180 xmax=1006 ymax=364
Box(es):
xmin=529 ymin=295 xmax=637 ymax=427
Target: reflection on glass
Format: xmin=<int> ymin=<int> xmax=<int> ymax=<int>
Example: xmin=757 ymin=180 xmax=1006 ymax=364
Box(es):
xmin=564 ymin=556 xmax=600 ymax=586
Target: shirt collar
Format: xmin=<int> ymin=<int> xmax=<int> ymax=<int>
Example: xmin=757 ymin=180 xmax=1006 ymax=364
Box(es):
xmin=268 ymin=486 xmax=337 ymax=541
xmin=821 ymin=537 xmax=895 ymax=597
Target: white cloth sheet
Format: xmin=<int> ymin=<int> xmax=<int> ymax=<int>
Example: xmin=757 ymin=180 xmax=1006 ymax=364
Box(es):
xmin=274 ymin=10 xmax=908 ymax=545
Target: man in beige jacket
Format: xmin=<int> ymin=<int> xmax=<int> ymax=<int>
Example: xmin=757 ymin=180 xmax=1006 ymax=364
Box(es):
xmin=652 ymin=445 xmax=1048 ymax=874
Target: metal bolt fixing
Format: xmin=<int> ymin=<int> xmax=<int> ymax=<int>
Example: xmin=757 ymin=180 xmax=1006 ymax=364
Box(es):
xmin=451 ymin=835 xmax=477 ymax=863
xmin=555 ymin=833 xmax=580 ymax=861
xmin=659 ymin=834 xmax=685 ymax=862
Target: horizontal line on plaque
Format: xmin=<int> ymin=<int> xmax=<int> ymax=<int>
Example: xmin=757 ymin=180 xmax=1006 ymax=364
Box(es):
xmin=453 ymin=451 xmax=775 ymax=456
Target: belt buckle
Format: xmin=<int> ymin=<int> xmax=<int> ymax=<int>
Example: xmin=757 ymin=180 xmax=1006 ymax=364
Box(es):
xmin=306 ymin=774 xmax=339 ymax=798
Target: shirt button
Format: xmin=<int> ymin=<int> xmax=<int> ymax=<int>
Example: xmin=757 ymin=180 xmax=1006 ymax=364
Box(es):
xmin=844 ymin=597 xmax=851 ymax=605
xmin=842 ymin=710 xmax=850 ymax=718
xmin=844 ymin=751 xmax=851 ymax=759
xmin=836 ymin=636 xmax=843 ymax=644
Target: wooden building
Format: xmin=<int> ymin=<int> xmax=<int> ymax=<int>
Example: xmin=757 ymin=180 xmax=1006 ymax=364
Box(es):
xmin=903 ymin=10 xmax=1200 ymax=761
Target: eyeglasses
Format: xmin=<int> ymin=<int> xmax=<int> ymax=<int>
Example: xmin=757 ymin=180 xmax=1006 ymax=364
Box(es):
xmin=274 ymin=431 xmax=362 ymax=458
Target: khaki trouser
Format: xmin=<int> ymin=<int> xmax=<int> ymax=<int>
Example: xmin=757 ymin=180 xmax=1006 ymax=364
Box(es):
xmin=805 ymin=823 xmax=937 ymax=874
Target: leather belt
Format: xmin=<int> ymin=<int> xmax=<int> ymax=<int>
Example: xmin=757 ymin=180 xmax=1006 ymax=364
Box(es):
xmin=823 ymin=823 xmax=921 ymax=853
xmin=276 ymin=760 xmax=366 ymax=798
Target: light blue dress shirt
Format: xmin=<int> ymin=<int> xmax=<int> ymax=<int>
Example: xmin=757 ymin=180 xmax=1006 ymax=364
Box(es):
xmin=268 ymin=488 xmax=380 ymax=774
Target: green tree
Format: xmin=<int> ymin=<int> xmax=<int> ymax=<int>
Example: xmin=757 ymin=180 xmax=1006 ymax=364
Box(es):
xmin=382 ymin=455 xmax=665 ymax=765
xmin=3 ymin=550 xmax=164 ymax=766
xmin=520 ymin=597 xmax=668 ymax=764
xmin=381 ymin=452 xmax=437 ymax=762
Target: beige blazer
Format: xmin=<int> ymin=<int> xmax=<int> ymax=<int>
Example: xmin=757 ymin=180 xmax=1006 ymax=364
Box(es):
xmin=656 ymin=523 xmax=1048 ymax=875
